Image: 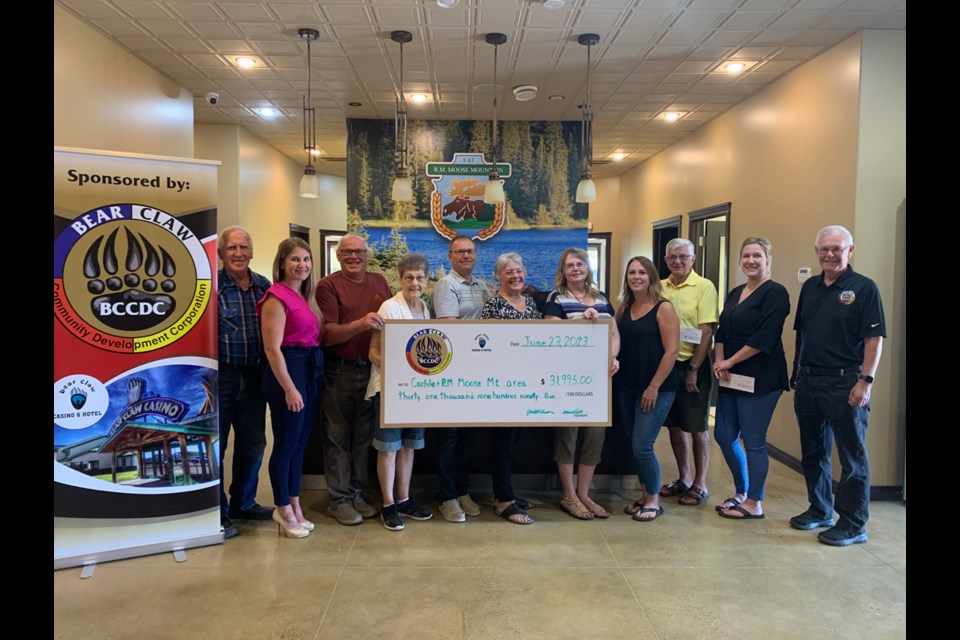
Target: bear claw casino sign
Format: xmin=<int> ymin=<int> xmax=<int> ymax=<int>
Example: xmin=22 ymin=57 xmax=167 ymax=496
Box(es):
xmin=53 ymin=203 xmax=211 ymax=353
xmin=426 ymin=153 xmax=512 ymax=241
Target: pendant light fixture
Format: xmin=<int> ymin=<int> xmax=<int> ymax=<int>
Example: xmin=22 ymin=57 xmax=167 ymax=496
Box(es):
xmin=575 ymin=33 xmax=599 ymax=204
xmin=298 ymin=28 xmax=320 ymax=198
xmin=483 ymin=32 xmax=507 ymax=204
xmin=391 ymin=30 xmax=414 ymax=202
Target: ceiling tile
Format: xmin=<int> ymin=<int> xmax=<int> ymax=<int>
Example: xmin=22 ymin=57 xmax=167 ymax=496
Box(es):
xmin=703 ymin=30 xmax=753 ymax=46
xmin=138 ymin=19 xmax=195 ymax=37
xmin=622 ymin=9 xmax=677 ymax=29
xmin=60 ymin=0 xmax=125 ymax=19
xmin=671 ymin=10 xmax=725 ymax=30
xmin=219 ymin=4 xmax=275 ymax=22
xmin=658 ymin=30 xmax=707 ymax=46
xmin=113 ymin=2 xmax=172 ymax=20
xmin=818 ymin=10 xmax=906 ymax=30
xmin=191 ymin=22 xmax=243 ymax=38
xmin=768 ymin=10 xmax=828 ymax=29
xmin=720 ymin=10 xmax=780 ymax=30
xmin=90 ymin=19 xmax=150 ymax=36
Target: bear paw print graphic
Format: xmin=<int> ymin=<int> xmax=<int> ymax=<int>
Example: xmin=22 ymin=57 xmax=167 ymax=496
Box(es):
xmin=83 ymin=226 xmax=177 ymax=331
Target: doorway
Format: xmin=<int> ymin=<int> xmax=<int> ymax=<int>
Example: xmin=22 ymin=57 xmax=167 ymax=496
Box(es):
xmin=688 ymin=203 xmax=730 ymax=311
xmin=652 ymin=216 xmax=681 ymax=280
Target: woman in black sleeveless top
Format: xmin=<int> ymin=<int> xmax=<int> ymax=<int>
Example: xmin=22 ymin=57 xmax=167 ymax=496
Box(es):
xmin=615 ymin=257 xmax=680 ymax=522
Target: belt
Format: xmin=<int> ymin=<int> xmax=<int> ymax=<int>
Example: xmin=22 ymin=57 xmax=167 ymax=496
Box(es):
xmin=799 ymin=366 xmax=859 ymax=376
xmin=328 ymin=356 xmax=370 ymax=367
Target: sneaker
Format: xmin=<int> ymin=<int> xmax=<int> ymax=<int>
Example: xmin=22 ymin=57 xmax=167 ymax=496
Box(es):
xmin=327 ymin=500 xmax=362 ymax=526
xmin=458 ymin=494 xmax=482 ymax=517
xmin=818 ymin=526 xmax=868 ymax=547
xmin=381 ymin=504 xmax=404 ymax=531
xmin=397 ymin=498 xmax=433 ymax=521
xmin=221 ymin=515 xmax=239 ymax=539
xmin=439 ymin=499 xmax=466 ymax=523
xmin=228 ymin=502 xmax=275 ymax=520
xmin=789 ymin=509 xmax=836 ymax=531
xmin=353 ymin=496 xmax=379 ymax=519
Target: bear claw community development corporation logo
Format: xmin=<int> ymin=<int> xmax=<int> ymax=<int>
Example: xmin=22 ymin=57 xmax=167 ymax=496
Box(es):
xmin=53 ymin=204 xmax=211 ymax=353
xmin=427 ymin=153 xmax=512 ymax=241
xmin=405 ymin=328 xmax=454 ymax=375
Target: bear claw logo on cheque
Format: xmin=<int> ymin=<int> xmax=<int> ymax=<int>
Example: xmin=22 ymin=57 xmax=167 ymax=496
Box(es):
xmin=53 ymin=204 xmax=211 ymax=353
xmin=405 ymin=328 xmax=453 ymax=375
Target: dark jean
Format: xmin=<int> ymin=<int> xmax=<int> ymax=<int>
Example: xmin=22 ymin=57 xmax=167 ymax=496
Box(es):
xmin=218 ymin=364 xmax=267 ymax=514
xmin=714 ymin=390 xmax=783 ymax=502
xmin=435 ymin=428 xmax=477 ymax=502
xmin=615 ymin=385 xmax=677 ymax=494
xmin=794 ymin=369 xmax=871 ymax=532
xmin=320 ymin=361 xmax=375 ymax=503
xmin=264 ymin=347 xmax=322 ymax=507
xmin=490 ymin=427 xmax=521 ymax=503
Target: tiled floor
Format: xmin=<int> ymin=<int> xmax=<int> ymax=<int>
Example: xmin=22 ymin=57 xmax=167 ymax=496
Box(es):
xmin=54 ymin=437 xmax=906 ymax=639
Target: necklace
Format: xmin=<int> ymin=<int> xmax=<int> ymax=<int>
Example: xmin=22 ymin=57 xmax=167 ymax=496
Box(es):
xmin=570 ymin=288 xmax=590 ymax=304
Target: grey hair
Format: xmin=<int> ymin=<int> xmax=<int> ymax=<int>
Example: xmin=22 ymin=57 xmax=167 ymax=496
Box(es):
xmin=397 ymin=252 xmax=429 ymax=276
xmin=493 ymin=252 xmax=525 ymax=281
xmin=815 ymin=225 xmax=853 ymax=247
xmin=218 ymin=226 xmax=252 ymax=251
xmin=336 ymin=232 xmax=369 ymax=252
xmin=665 ymin=237 xmax=695 ymax=256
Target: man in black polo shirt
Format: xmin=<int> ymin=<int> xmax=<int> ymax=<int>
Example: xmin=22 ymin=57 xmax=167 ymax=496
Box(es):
xmin=790 ymin=225 xmax=885 ymax=547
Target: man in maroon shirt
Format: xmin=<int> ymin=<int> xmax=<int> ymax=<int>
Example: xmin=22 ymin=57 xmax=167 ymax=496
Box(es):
xmin=316 ymin=233 xmax=391 ymax=525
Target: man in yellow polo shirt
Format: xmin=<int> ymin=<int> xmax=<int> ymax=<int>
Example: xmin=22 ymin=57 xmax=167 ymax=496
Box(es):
xmin=659 ymin=238 xmax=719 ymax=506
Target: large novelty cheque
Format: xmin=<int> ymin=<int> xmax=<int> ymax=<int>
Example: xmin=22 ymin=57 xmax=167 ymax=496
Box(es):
xmin=381 ymin=319 xmax=612 ymax=427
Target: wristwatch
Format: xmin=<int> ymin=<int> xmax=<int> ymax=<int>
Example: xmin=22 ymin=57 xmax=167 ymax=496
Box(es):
xmin=858 ymin=374 xmax=874 ymax=383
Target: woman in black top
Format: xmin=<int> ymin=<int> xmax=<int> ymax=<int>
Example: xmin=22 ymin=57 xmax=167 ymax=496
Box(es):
xmin=615 ymin=256 xmax=680 ymax=522
xmin=713 ymin=237 xmax=790 ymax=520
xmin=481 ymin=252 xmax=541 ymax=525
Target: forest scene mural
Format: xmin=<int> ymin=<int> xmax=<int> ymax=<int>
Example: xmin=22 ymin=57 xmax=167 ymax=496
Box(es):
xmin=346 ymin=118 xmax=588 ymax=294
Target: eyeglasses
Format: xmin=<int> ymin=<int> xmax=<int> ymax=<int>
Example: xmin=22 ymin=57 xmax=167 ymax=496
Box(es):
xmin=501 ymin=269 xmax=524 ymax=277
xmin=402 ymin=274 xmax=426 ymax=283
xmin=816 ymin=246 xmax=849 ymax=256
xmin=337 ymin=248 xmax=367 ymax=256
xmin=564 ymin=261 xmax=587 ymax=271
xmin=666 ymin=254 xmax=692 ymax=263
xmin=452 ymin=249 xmax=476 ymax=256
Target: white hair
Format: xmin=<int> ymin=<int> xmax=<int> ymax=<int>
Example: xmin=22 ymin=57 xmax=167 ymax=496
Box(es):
xmin=815 ymin=225 xmax=853 ymax=247
xmin=665 ymin=237 xmax=695 ymax=255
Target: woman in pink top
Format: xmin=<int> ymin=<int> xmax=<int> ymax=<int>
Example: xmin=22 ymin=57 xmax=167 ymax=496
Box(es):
xmin=258 ymin=238 xmax=323 ymax=538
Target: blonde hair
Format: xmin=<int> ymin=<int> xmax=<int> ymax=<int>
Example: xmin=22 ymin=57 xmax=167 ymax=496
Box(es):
xmin=553 ymin=247 xmax=601 ymax=298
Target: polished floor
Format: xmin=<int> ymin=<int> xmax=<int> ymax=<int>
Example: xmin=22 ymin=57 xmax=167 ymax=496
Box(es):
xmin=54 ymin=436 xmax=906 ymax=640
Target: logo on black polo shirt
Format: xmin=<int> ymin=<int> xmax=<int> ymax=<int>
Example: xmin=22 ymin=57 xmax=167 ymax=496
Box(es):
xmin=838 ymin=290 xmax=856 ymax=305
xmin=405 ymin=328 xmax=453 ymax=375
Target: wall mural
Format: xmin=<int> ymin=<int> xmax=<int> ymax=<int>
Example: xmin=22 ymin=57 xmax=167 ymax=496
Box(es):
xmin=346 ymin=118 xmax=588 ymax=294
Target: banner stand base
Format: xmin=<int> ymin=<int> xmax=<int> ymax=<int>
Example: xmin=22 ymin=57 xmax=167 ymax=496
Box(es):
xmin=55 ymin=532 xmax=222 ymax=572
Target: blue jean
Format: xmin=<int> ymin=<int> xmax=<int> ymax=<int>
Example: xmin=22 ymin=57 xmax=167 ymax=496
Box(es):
xmin=264 ymin=347 xmax=322 ymax=507
xmin=435 ymin=428 xmax=476 ymax=502
xmin=371 ymin=394 xmax=425 ymax=453
xmin=218 ymin=364 xmax=267 ymax=514
xmin=615 ymin=386 xmax=677 ymax=494
xmin=714 ymin=390 xmax=783 ymax=501
xmin=794 ymin=370 xmax=871 ymax=532
xmin=320 ymin=361 xmax=375 ymax=503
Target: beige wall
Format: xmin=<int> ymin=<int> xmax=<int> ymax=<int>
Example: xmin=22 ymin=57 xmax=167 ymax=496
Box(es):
xmin=195 ymin=125 xmax=241 ymax=230
xmin=54 ymin=6 xmax=193 ymax=157
xmin=591 ymin=31 xmax=905 ymax=486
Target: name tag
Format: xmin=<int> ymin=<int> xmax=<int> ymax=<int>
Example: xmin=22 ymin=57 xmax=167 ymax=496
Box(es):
xmin=680 ymin=327 xmax=703 ymax=344
xmin=718 ymin=373 xmax=755 ymax=393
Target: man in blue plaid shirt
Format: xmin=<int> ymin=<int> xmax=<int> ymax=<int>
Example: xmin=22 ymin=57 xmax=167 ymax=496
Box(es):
xmin=218 ymin=226 xmax=274 ymax=538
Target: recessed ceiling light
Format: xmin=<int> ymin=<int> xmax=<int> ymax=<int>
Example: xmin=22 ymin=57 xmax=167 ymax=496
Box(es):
xmin=611 ymin=152 xmax=625 ymax=161
xmin=310 ymin=149 xmax=322 ymax=156
xmin=255 ymin=107 xmax=278 ymax=117
xmin=542 ymin=0 xmax=566 ymax=8
xmin=662 ymin=112 xmax=684 ymax=122
xmin=548 ymin=94 xmax=565 ymax=101
xmin=410 ymin=94 xmax=428 ymax=103
xmin=437 ymin=0 xmax=459 ymax=7
xmin=725 ymin=62 xmax=746 ymax=73
xmin=348 ymin=101 xmax=362 ymax=107
xmin=235 ymin=57 xmax=257 ymax=68
xmin=473 ymin=83 xmax=502 ymax=94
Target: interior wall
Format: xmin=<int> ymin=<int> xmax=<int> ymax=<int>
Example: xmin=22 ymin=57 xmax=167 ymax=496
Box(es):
xmin=852 ymin=30 xmax=906 ymax=486
xmin=237 ymin=127 xmax=347 ymax=278
xmin=195 ymin=125 xmax=240 ymax=231
xmin=593 ymin=33 xmax=892 ymax=478
xmin=54 ymin=6 xmax=193 ymax=158
xmin=591 ymin=177 xmax=625 ymax=304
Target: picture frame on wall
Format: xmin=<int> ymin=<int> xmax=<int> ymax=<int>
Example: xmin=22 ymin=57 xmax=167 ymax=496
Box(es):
xmin=319 ymin=229 xmax=346 ymax=278
xmin=588 ymin=232 xmax=611 ymax=296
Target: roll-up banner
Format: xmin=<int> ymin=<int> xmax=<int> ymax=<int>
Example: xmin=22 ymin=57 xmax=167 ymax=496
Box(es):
xmin=54 ymin=147 xmax=221 ymax=569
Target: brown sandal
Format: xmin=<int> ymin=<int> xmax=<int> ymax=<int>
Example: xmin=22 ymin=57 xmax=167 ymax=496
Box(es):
xmin=560 ymin=497 xmax=594 ymax=520
xmin=678 ymin=486 xmax=709 ymax=506
xmin=659 ymin=479 xmax=691 ymax=497
xmin=579 ymin=496 xmax=610 ymax=519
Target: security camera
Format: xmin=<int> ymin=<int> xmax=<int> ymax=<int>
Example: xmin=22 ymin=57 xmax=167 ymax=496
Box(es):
xmin=204 ymin=92 xmax=220 ymax=106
